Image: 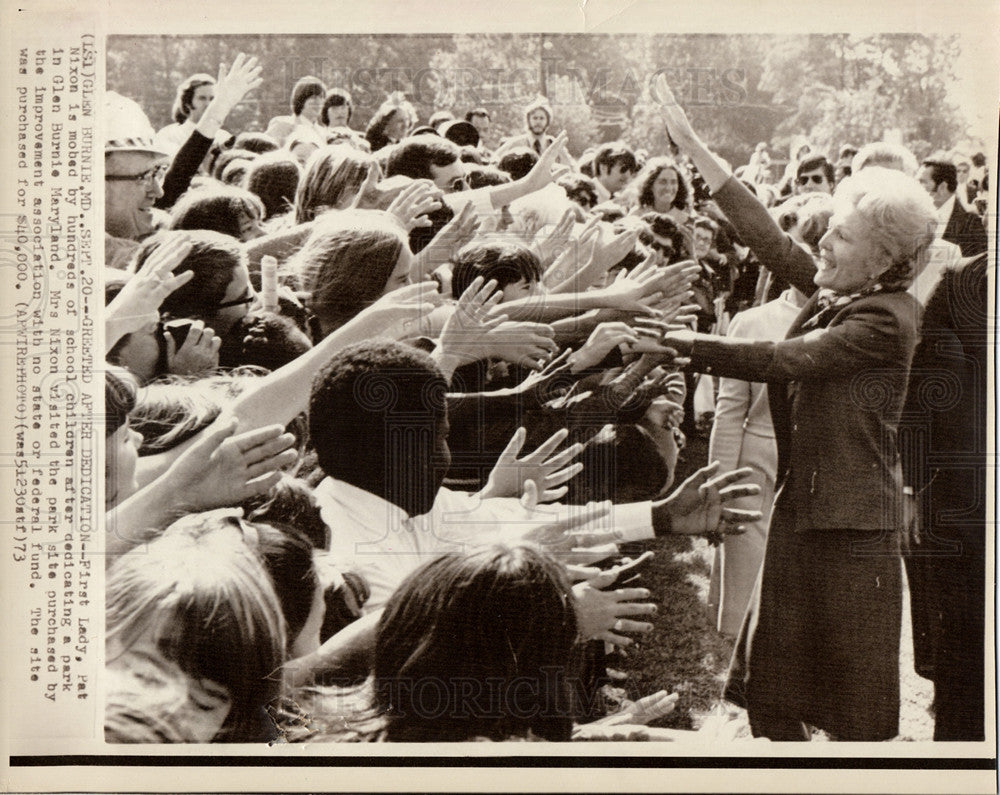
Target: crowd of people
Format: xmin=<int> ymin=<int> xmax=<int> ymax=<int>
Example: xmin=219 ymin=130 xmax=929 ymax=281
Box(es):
xmin=102 ymin=53 xmax=989 ymax=743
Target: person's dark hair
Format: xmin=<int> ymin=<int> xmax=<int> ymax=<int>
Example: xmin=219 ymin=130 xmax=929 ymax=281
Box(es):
xmin=291 ymin=76 xmax=327 ymax=117
xmin=292 ymin=210 xmax=407 ymax=336
xmin=465 ymin=107 xmax=490 ymax=123
xmin=920 ymin=159 xmax=958 ymax=193
xmin=233 ymin=132 xmax=279 ymax=155
xmin=212 ymin=148 xmax=257 ymax=181
xmin=636 ymin=157 xmax=690 ymax=211
xmin=459 ymin=146 xmax=486 ymax=166
xmin=365 ymin=97 xmax=416 ymax=152
xmin=557 ymin=174 xmax=600 ymax=209
xmin=796 ymin=155 xmax=834 ymax=184
xmin=466 ymin=166 xmax=511 ymax=189
xmin=838 ymin=144 xmax=859 ymax=160
xmin=245 ymin=152 xmax=301 ymax=220
xmin=384 ymin=135 xmax=461 ymax=181
xmin=564 ymin=424 xmax=669 ymax=503
xmin=169 ymin=185 xmax=264 ymax=240
xmin=593 ymin=142 xmax=637 ymax=176
xmin=638 ymin=211 xmax=686 ymax=261
xmin=409 ymin=201 xmax=454 ymax=255
xmin=133 ymin=230 xmax=246 ymax=324
xmin=217 ymin=311 xmax=313 ymax=371
xmin=428 ymin=110 xmax=455 ymax=130
xmin=308 ymin=340 xmax=447 ymax=492
xmin=106 ymin=368 xmax=137 ymax=437
xmin=320 ymin=88 xmax=353 ymax=126
xmin=971 ymin=151 xmax=986 ymax=168
xmin=692 ymin=215 xmax=718 ymax=239
xmin=251 ymin=522 xmax=318 ymax=650
xmin=106 ymin=519 xmax=286 ymax=743
xmin=171 ymin=73 xmax=214 ymax=124
xmin=450 ymin=241 xmax=542 ymax=298
xmin=243 ymin=474 xmax=329 ymax=550
xmin=374 ymin=544 xmax=577 ymax=742
xmin=295 ymin=144 xmax=375 ymax=224
xmin=497 ymin=146 xmax=538 ymax=181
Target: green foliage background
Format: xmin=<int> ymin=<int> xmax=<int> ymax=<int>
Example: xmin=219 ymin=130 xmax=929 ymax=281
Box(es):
xmin=108 ymin=33 xmax=974 ymax=166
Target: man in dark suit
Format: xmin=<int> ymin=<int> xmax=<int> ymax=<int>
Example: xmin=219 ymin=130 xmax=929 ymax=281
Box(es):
xmin=917 ymin=159 xmax=988 ymax=257
xmin=900 ymin=252 xmax=988 ymax=740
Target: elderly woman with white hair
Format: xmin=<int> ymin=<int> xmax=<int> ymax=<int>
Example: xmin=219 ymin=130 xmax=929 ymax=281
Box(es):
xmin=655 ymin=76 xmax=937 ymax=741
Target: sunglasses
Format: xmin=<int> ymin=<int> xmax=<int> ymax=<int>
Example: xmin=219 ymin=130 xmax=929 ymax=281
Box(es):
xmin=105 ymin=163 xmax=169 ymax=186
xmin=797 ymin=173 xmax=827 ymax=186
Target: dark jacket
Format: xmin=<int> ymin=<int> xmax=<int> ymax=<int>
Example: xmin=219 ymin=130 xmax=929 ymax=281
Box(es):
xmin=942 ymin=198 xmax=988 ymax=257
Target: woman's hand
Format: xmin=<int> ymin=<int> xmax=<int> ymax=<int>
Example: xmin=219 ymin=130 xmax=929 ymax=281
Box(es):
xmin=414 ymin=200 xmax=480 ymax=275
xmin=478 ymin=427 xmax=584 ymax=502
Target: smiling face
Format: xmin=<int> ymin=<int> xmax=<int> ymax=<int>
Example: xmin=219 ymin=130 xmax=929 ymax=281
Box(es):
xmin=651 ymin=167 xmax=679 ymax=211
xmin=599 ymin=162 xmax=633 ymax=195
xmin=105 ymin=151 xmax=167 ymax=240
xmin=815 ymin=204 xmax=888 ymax=294
xmin=527 ymin=109 xmax=550 ymax=136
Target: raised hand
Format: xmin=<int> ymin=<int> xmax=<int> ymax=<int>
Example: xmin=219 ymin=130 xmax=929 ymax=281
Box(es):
xmin=105 ymin=234 xmax=194 ymax=349
xmin=522 ymin=130 xmax=570 ymax=194
xmin=167 ymin=419 xmax=299 ymax=511
xmin=572 ymin=566 xmax=657 ymax=647
xmin=653 ymin=461 xmax=763 ymax=541
xmin=654 ymin=73 xmax=699 ymax=150
xmin=386 ymin=179 xmax=443 ymax=231
xmin=356 ymin=281 xmax=443 ymax=339
xmin=480 ymin=320 xmax=559 ymax=371
xmin=414 ymin=200 xmax=480 ymax=276
xmin=570 ymin=321 xmax=640 ymax=372
xmin=532 ymin=207 xmax=577 ymax=268
xmin=479 ymin=427 xmax=584 ymax=502
xmin=211 ymin=53 xmax=264 ymax=115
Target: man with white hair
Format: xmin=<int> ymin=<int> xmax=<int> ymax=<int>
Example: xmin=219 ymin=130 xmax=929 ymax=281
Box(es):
xmin=104 ymin=92 xmax=170 ymax=267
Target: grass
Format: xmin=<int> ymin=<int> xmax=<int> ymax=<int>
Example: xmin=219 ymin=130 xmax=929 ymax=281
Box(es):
xmin=611 ymin=535 xmax=935 ymax=740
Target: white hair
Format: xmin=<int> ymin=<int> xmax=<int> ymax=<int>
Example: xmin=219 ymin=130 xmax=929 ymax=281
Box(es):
xmin=850 ymin=142 xmax=919 ymax=177
xmin=835 ymin=167 xmax=937 ymax=271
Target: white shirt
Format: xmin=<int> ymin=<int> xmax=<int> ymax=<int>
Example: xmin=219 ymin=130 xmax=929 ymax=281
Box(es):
xmin=908 ymin=237 xmax=961 ymax=308
xmin=935 ymin=194 xmax=956 ymax=239
xmin=313 ymin=477 xmax=654 ymax=613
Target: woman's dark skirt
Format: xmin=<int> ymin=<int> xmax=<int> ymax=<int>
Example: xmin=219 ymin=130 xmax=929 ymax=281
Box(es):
xmin=725 ymin=495 xmax=902 ymax=740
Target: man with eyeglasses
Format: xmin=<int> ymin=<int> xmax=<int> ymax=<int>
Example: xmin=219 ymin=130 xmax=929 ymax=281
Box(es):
xmin=384 ymin=134 xmax=469 ymax=194
xmin=104 ymin=91 xmax=171 ymax=267
xmin=793 ymin=154 xmax=834 ymax=196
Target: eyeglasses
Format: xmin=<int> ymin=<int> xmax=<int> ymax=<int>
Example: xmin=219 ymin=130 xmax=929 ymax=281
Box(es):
xmin=105 ymin=164 xmax=169 ymax=186
xmin=216 ymin=288 xmax=255 ymax=309
xmin=797 ymin=173 xmax=827 ymax=186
